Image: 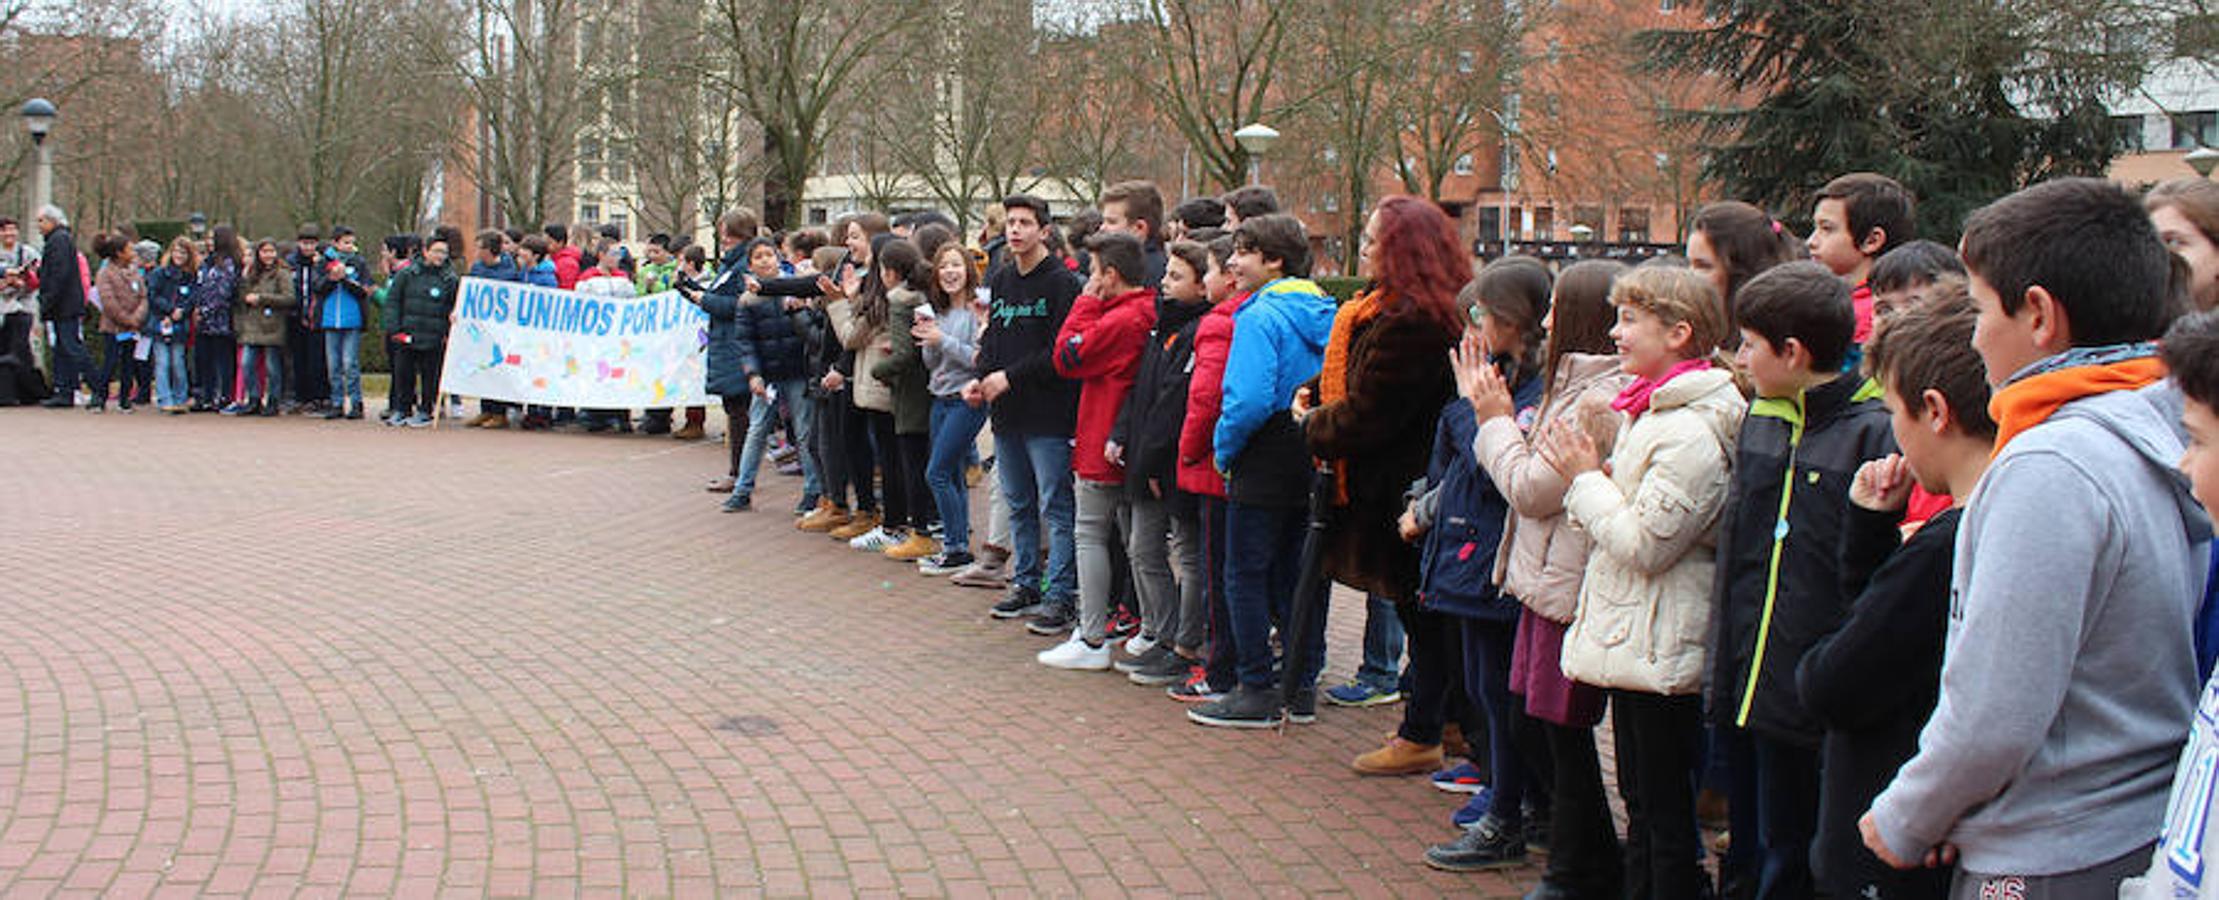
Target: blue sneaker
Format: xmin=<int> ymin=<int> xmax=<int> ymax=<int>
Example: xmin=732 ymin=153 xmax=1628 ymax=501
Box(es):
xmin=1324 ymin=680 xmax=1402 ymax=707
xmin=1451 ymin=787 xmax=1495 ymax=830
xmin=1431 ymin=762 xmax=1488 ymax=794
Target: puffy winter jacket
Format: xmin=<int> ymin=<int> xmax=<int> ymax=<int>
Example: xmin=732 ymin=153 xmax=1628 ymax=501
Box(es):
xmin=696 ymin=246 xmax=753 ymax=399
xmin=1175 ymin=294 xmax=1244 ymax=498
xmin=195 ymin=256 xmax=240 ymax=337
xmin=1053 ymin=286 xmax=1156 ymax=484
xmin=1560 ymin=366 xmax=1744 ymax=695
xmin=1115 ymin=297 xmax=1210 ymax=496
xmin=734 ymin=291 xmax=813 ymax=384
xmin=1476 ymin=353 xmax=1633 ymax=623
xmin=145 ymin=264 xmax=195 ymax=344
xmin=1710 ymin=374 xmax=1895 ymax=745
xmin=1417 ymin=378 xmax=1541 ymax=619
xmin=94 ymin=261 xmax=145 ymax=335
xmin=386 ymin=260 xmax=462 ymax=345
xmin=1216 ymin=278 xmax=1335 ymax=508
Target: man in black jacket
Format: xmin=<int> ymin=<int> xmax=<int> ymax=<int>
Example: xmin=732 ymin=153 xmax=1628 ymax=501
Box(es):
xmin=34 ymin=205 xmax=88 ymax=408
xmin=284 ymin=225 xmax=329 ymax=413
xmin=966 ymin=194 xmax=1083 ymax=625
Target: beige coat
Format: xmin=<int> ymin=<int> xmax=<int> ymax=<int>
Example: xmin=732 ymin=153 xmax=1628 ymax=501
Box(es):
xmin=1477 ymin=353 xmax=1633 ymax=624
xmin=1560 ymin=366 xmax=1744 ymax=695
xmin=826 ymin=297 xmax=892 ymax=412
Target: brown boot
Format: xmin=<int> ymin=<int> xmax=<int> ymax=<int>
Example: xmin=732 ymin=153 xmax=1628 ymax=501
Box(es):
xmin=1351 ymin=736 xmax=1444 ymax=776
xmin=795 ymin=499 xmax=848 ymax=532
xmin=671 ymin=421 xmax=706 ymax=440
xmin=827 ymin=511 xmax=880 ymax=541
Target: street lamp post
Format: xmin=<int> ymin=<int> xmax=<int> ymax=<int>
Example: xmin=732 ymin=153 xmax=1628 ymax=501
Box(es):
xmin=1233 ymin=123 xmax=1279 ymax=187
xmin=21 ymin=99 xmax=55 ymax=228
xmin=2188 ymin=146 xmax=2219 ymax=180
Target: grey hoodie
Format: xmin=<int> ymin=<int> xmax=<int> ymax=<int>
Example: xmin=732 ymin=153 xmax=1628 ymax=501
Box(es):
xmin=1871 ymin=382 xmax=2214 ymax=875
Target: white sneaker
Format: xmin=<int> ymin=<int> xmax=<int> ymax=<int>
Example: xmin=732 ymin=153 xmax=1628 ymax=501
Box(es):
xmin=1124 ymin=633 xmax=1158 ymax=657
xmin=848 ymin=526 xmax=898 ymax=552
xmin=1036 ymin=635 xmax=1113 ymax=671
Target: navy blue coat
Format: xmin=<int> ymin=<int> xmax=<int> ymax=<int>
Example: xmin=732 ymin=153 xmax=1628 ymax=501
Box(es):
xmin=697 ymin=246 xmax=753 ymax=398
xmin=1417 ymin=374 xmax=1542 ymax=620
xmin=734 ymin=292 xmax=811 ymax=383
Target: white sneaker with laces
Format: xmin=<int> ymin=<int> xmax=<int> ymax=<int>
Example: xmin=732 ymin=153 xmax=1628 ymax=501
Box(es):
xmin=848 ymin=527 xmax=898 ymax=552
xmin=1123 ymin=633 xmax=1157 ymax=657
xmin=1036 ymin=634 xmax=1113 ymax=671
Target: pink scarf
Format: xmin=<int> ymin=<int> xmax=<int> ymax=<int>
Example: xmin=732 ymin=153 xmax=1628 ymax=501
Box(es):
xmin=1611 ymin=358 xmax=1712 ymax=419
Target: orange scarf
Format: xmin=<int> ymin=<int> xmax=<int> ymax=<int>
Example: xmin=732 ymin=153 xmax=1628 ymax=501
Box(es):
xmin=1319 ymin=290 xmax=1385 ymax=505
xmin=1988 ymin=357 xmax=2167 ymax=454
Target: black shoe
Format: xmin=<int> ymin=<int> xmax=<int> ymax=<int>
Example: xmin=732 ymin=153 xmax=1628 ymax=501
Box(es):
xmin=640 ymin=418 xmax=671 ymax=435
xmin=1287 ymin=686 xmax=1318 ymax=725
xmin=1423 ymin=815 xmax=1528 ymax=872
xmin=1025 ymin=603 xmax=1076 ymax=636
xmin=319 ymin=407 xmax=345 ymax=420
xmin=1186 ymin=684 xmax=1282 ymax=729
xmin=1114 ymin=643 xmax=1174 ymax=675
xmin=39 ymin=396 xmax=72 ymax=408
xmin=1523 ymin=811 xmax=1550 ymax=854
xmin=344 ymin=406 xmax=363 ymax=420
xmin=1522 ymin=881 xmax=1580 ymax=900
xmin=1127 ymin=650 xmax=1199 ymax=686
xmin=990 ymin=585 xmax=1043 ymax=619
xmin=720 ymin=493 xmax=753 ymax=513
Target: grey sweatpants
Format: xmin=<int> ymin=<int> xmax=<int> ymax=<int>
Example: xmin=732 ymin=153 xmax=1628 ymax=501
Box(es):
xmin=1075 ymin=479 xmax=1130 ymax=643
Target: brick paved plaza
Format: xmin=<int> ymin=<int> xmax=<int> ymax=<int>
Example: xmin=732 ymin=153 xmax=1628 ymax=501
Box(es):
xmin=0 ymin=407 xmax=1542 ymax=897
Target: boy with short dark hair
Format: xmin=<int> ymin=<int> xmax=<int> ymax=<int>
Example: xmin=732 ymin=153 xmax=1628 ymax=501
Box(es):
xmin=1036 ymin=231 xmax=1157 ymax=669
xmin=1861 ymin=178 xmax=2211 ymax=895
xmin=1808 ymin=172 xmax=1916 ymax=343
xmin=1796 ymin=288 xmax=1989 ymax=900
xmin=1711 ymin=259 xmax=1896 ymax=900
xmin=2124 ymin=309 xmax=2219 ymax=899
xmin=1098 ymin=181 xmax=1167 ymax=287
xmin=1188 ymin=213 xmax=1337 ymax=728
xmin=1221 ymin=186 xmax=1282 ymax=230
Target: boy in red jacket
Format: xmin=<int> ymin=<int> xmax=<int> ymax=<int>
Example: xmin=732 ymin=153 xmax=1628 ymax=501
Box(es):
xmin=1037 ymin=232 xmax=1158 ymax=670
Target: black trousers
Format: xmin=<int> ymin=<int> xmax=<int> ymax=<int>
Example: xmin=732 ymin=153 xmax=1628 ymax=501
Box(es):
xmin=1611 ymin=690 xmax=1707 ymax=900
xmin=192 ymin=333 xmax=235 ymax=406
xmin=288 ymin=318 xmax=327 ymax=404
xmin=390 ymin=345 xmax=443 ymax=418
xmin=839 ymin=399 xmax=879 ymax=514
xmin=94 ymin=334 xmax=140 ymax=406
xmin=1397 ymin=605 xmax=1486 ymax=752
xmin=1537 ymin=718 xmax=1622 ymax=897
xmin=864 ymin=409 xmax=910 ymax=529
xmin=894 ymin=429 xmax=935 ymax=530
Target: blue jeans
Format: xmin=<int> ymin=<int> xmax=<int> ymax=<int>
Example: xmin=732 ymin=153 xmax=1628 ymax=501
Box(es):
xmin=1356 ymin=595 xmax=1406 ymax=690
xmin=152 ymin=341 xmax=189 ymax=408
xmin=240 ymin=344 xmax=283 ymax=402
xmin=926 ymin=397 xmax=989 ymax=554
xmin=323 ymin=328 xmax=361 ymax=409
xmin=1224 ymin=500 xmax=1320 ymax=690
xmin=994 ymin=431 xmax=1077 ymax=604
xmin=734 ymin=379 xmax=821 ymax=502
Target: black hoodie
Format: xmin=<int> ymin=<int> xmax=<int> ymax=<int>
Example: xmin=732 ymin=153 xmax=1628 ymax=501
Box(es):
xmin=1112 ymin=296 xmax=1211 ymax=497
xmin=976 ymin=251 xmax=1082 ymax=438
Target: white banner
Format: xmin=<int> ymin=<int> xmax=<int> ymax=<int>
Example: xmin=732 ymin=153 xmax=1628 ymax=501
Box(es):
xmin=439 ymin=277 xmax=712 ymax=408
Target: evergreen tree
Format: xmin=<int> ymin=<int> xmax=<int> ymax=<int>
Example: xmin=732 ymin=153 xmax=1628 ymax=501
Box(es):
xmin=1639 ymin=0 xmax=2160 ymax=241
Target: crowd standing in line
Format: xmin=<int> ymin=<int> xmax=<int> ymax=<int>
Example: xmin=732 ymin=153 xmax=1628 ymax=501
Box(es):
xmin=14 ymin=169 xmax=2219 ymax=899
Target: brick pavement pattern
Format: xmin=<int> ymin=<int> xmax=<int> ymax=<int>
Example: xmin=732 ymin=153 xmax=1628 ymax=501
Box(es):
xmin=0 ymin=407 xmax=1548 ymax=897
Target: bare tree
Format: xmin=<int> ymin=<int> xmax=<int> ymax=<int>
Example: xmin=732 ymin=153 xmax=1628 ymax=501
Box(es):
xmin=701 ymin=0 xmax=922 ymax=229
xmin=1389 ymin=1 xmax=1529 ymax=204
xmin=1125 ymin=0 xmax=1312 ymax=192
xmin=867 ymin=0 xmax=1043 ymax=229
xmin=427 ymin=0 xmax=598 ymax=230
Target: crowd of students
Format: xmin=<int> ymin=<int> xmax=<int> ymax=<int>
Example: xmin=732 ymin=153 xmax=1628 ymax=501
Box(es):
xmin=11 ymin=168 xmax=2219 ymax=898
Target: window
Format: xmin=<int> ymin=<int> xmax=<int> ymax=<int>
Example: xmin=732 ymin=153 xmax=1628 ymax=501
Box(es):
xmin=1323 ymin=193 xmax=1341 ymax=213
xmin=2172 ymin=111 xmax=2218 ymax=150
xmin=1658 ymin=0 xmax=1675 ymax=10
xmin=1457 ymin=50 xmax=1476 ymax=74
xmin=608 ymin=213 xmax=629 ymax=241
xmin=2112 ymin=115 xmax=2148 ymax=153
xmin=808 ymin=208 xmax=829 ymax=225
xmin=1453 ymin=154 xmax=1475 ymax=176
xmin=579 ymin=202 xmax=601 ymax=225
xmin=579 ymin=137 xmax=603 ymax=182
xmin=1533 ymin=206 xmax=1555 ymax=240
xmin=1323 ymin=145 xmax=1339 ymax=164
xmin=606 ymin=141 xmax=631 ymax=183
xmin=1619 ymin=206 xmax=1651 ymax=243
xmin=1573 ymin=204 xmax=1605 ymax=233
xmin=1478 ymin=207 xmax=1503 ymax=242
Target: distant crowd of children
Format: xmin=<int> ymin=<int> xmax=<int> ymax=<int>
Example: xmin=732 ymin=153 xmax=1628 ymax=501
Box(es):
xmin=13 ymin=170 xmax=2219 ymax=898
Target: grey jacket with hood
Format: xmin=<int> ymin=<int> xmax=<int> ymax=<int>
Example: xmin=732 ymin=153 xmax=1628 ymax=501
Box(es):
xmin=1870 ymin=381 xmax=2214 ymax=876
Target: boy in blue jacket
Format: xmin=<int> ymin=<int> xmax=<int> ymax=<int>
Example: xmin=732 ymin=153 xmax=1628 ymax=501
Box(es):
xmin=1187 ymin=214 xmax=1336 ymax=730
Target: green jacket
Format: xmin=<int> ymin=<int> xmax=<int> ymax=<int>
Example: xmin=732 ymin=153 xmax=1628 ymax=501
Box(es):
xmin=869 ymin=286 xmax=933 ymax=434
xmin=385 ymin=260 xmax=461 ymax=345
xmin=635 ymin=260 xmax=680 ymax=295
xmin=233 ymin=264 xmax=298 ymax=347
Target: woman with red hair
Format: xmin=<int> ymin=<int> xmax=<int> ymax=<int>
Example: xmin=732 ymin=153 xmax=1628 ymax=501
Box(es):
xmin=1293 ymin=195 xmax=1470 ymax=762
